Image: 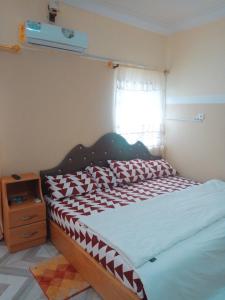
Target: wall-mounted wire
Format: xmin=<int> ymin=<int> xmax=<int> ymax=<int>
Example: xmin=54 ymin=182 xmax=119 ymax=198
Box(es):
xmin=166 ymin=113 xmax=205 ymax=123
xmin=0 ymin=44 xmax=21 ymax=53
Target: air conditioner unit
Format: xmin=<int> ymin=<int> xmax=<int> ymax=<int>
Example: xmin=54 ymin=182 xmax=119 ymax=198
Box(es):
xmin=19 ymin=20 xmax=88 ymax=53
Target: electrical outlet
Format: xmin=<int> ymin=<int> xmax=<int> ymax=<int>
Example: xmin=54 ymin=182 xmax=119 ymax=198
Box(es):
xmin=194 ymin=113 xmax=205 ymax=122
xmin=48 ymin=0 xmax=60 ymax=11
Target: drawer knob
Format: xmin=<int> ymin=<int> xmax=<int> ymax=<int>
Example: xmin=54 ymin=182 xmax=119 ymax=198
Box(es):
xmin=22 ymin=231 xmax=38 ymax=238
xmin=21 ymin=215 xmax=37 ymax=221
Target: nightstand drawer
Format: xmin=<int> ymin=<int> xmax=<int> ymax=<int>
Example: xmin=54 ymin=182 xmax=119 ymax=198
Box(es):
xmin=9 ymin=205 xmax=45 ymax=228
xmin=8 ymin=221 xmax=46 ymax=246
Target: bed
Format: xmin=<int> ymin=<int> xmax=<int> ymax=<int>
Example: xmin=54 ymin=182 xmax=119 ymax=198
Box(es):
xmin=40 ymin=133 xmax=225 ymax=300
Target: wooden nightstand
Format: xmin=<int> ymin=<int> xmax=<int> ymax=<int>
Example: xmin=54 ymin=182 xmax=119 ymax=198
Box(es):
xmin=1 ymin=173 xmax=46 ymax=252
xmin=0 ymin=180 xmax=3 ymax=240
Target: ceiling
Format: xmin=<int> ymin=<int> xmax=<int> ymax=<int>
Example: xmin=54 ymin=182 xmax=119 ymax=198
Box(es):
xmin=64 ymin=0 xmax=225 ymax=35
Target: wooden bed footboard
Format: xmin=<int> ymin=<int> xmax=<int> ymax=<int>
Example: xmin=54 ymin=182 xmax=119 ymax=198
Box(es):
xmin=49 ymin=220 xmax=139 ymax=300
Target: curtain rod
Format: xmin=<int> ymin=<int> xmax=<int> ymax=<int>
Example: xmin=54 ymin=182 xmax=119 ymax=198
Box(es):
xmin=0 ymin=42 xmax=168 ymax=73
xmin=83 ymin=53 xmax=167 ymax=73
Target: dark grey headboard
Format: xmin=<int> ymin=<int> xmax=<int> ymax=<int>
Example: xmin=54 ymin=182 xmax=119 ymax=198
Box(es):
xmin=40 ymin=132 xmax=160 ymax=192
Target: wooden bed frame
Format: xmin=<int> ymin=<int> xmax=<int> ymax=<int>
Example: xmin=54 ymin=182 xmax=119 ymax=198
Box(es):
xmin=40 ymin=133 xmax=160 ymax=300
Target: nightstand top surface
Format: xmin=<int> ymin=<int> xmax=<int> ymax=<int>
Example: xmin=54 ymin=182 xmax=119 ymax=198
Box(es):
xmin=1 ymin=173 xmax=39 ymax=184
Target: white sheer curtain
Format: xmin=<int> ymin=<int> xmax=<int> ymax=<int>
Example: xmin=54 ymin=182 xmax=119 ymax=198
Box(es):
xmin=114 ymin=67 xmax=165 ymax=153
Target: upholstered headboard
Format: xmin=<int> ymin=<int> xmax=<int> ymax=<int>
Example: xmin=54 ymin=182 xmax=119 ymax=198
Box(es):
xmin=40 ymin=132 xmax=160 ymax=192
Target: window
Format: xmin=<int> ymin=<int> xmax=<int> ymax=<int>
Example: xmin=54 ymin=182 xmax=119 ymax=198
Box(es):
xmin=114 ymin=67 xmax=165 ymax=151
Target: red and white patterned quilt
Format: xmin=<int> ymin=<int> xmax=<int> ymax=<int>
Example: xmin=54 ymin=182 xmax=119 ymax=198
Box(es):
xmin=45 ymin=176 xmax=198 ymax=300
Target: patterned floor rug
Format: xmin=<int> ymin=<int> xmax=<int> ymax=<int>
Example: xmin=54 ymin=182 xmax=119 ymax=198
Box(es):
xmin=30 ymin=255 xmax=90 ymax=300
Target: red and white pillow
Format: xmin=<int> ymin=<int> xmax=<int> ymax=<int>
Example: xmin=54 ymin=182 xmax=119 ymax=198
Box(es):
xmin=45 ymin=171 xmax=98 ymax=200
xmin=140 ymin=159 xmax=177 ymax=179
xmin=107 ymin=159 xmax=151 ymax=184
xmin=108 ymin=159 xmax=177 ymax=184
xmin=86 ymin=166 xmax=117 ymax=190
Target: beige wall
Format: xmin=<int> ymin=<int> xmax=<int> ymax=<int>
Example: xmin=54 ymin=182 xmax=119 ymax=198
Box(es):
xmin=166 ymin=19 xmax=225 ymax=182
xmin=0 ymin=51 xmax=114 ymax=175
xmin=2 ymin=0 xmax=225 ymax=182
xmin=0 ymin=0 xmax=166 ymax=69
xmin=0 ymin=0 xmax=166 ymax=176
xmin=166 ymin=104 xmax=225 ymax=182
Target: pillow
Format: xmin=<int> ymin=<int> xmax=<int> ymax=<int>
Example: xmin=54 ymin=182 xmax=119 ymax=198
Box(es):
xmin=108 ymin=159 xmax=152 ymax=184
xmin=141 ymin=159 xmax=177 ymax=179
xmin=86 ymin=166 xmax=117 ymax=190
xmin=45 ymin=171 xmax=98 ymax=200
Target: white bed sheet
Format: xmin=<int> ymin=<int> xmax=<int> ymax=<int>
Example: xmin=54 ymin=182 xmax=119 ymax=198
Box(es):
xmin=80 ymin=180 xmax=225 ymax=268
xmin=137 ymin=217 xmax=225 ymax=300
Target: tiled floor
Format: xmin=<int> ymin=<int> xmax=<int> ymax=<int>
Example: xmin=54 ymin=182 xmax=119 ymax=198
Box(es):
xmin=0 ymin=241 xmax=102 ymax=300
